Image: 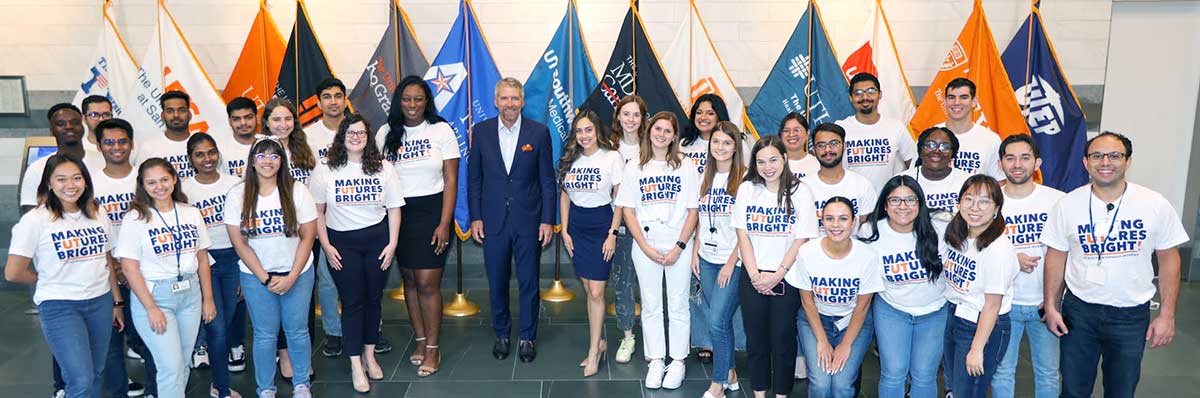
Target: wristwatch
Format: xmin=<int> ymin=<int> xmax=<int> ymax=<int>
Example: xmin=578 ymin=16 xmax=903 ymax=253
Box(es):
xmin=262 ymin=274 xmax=274 ymax=286
xmin=113 ymin=300 xmax=125 ymax=307
xmin=676 ymin=240 xmax=687 ymax=250
xmin=611 ymin=229 xmax=620 ymax=236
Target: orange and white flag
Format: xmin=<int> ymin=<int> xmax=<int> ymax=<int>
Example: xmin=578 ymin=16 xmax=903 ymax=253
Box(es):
xmin=662 ymin=0 xmax=757 ymax=138
xmin=840 ymin=0 xmax=917 ymax=123
xmin=223 ymin=0 xmax=285 ymax=111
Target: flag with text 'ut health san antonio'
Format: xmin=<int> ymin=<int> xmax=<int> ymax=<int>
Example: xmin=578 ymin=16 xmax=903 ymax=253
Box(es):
xmin=349 ymin=0 xmax=429 ymax=132
xmin=72 ymin=1 xmax=159 ymax=138
xmin=1002 ymin=1 xmax=1088 ymax=192
xmin=748 ymin=0 xmax=853 ymax=136
xmin=523 ymin=0 xmax=598 ymax=168
xmin=425 ymin=0 xmax=502 ymax=240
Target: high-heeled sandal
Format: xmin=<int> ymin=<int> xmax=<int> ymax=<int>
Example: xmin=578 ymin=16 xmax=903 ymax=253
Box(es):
xmin=582 ymin=340 xmax=607 ymax=378
xmin=417 ymin=345 xmax=440 ymax=378
xmin=410 ymin=337 xmax=427 ymax=366
xmin=363 ymin=356 xmax=385 ymax=381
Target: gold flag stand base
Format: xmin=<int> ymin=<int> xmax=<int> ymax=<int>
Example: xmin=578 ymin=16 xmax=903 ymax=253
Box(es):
xmin=443 ymin=292 xmax=479 ymax=317
xmin=314 ymin=303 xmax=341 ymax=317
xmin=540 ymin=279 xmax=576 ymax=302
xmin=387 ymin=284 xmax=406 ymax=301
xmin=606 ymin=303 xmax=641 ymax=316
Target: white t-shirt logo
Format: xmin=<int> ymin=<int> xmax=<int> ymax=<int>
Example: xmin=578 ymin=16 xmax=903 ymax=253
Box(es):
xmin=881 ymin=250 xmax=932 ymax=285
xmin=52 ymin=227 xmax=109 ymax=263
xmin=149 ymin=224 xmax=201 ymax=257
xmin=564 ymin=167 xmax=603 ymax=193
xmin=639 ymin=175 xmax=682 ymax=204
xmin=1076 ymin=219 xmax=1147 ymax=261
xmin=944 ymin=248 xmax=979 ymax=293
xmin=808 ymin=276 xmax=862 ymax=305
xmin=845 ymin=138 xmax=892 ymax=166
xmin=333 ymin=177 xmax=385 ymax=205
xmin=742 ymin=205 xmax=796 ymax=236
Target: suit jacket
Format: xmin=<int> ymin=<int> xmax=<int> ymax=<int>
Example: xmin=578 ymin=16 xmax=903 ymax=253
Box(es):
xmin=467 ymin=116 xmax=556 ymax=234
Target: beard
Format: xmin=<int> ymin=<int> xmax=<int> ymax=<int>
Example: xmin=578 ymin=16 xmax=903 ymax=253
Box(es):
xmin=818 ymin=155 xmax=843 ymax=169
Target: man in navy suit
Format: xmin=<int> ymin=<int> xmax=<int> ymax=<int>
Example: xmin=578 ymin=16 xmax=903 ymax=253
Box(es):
xmin=468 ymin=77 xmax=555 ymax=363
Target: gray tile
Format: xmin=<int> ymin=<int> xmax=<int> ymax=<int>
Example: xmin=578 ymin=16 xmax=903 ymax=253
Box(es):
xmin=545 ymin=380 xmax=644 ymax=398
xmin=403 ymin=380 xmax=542 ymax=398
xmin=309 ymin=381 xmax=411 ymax=398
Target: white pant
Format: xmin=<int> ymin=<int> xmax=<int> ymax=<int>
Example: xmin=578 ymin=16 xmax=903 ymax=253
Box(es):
xmin=631 ymin=225 xmax=692 ymax=360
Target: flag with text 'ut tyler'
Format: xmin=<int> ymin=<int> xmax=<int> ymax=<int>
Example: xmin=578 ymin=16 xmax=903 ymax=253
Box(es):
xmin=840 ymin=0 xmax=917 ymax=123
xmin=581 ymin=4 xmax=686 ymax=126
xmin=275 ymin=0 xmax=339 ymax=127
xmin=349 ymin=0 xmax=429 ymax=132
xmin=748 ymin=0 xmax=853 ymax=136
xmin=523 ymin=0 xmax=598 ymax=168
xmin=662 ymin=0 xmax=757 ymax=138
xmin=909 ymin=0 xmax=1027 ymax=139
xmin=72 ymin=0 xmax=159 ymax=138
xmin=425 ymin=0 xmax=502 ymax=239
xmin=1002 ymin=1 xmax=1088 ymax=192
xmin=223 ymin=0 xmax=286 ymax=110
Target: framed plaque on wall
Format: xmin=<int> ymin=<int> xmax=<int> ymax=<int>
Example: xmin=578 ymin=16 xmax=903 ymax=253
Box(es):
xmin=0 ymin=75 xmax=30 ymax=117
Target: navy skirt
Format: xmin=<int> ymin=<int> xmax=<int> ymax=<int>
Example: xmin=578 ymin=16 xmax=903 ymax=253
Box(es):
xmin=567 ymin=203 xmax=614 ymax=281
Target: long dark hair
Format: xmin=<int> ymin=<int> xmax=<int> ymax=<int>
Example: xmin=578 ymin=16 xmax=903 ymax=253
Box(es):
xmin=557 ymin=109 xmax=614 ymax=181
xmin=945 ymin=175 xmax=1006 ymax=252
xmin=609 ymin=95 xmax=647 ymax=148
xmin=128 ymin=158 xmax=189 ymax=223
xmin=36 ymin=154 xmax=99 ymax=220
xmin=384 ymin=75 xmax=446 ymax=157
xmin=743 ymin=135 xmax=798 ymax=214
xmin=859 ymin=175 xmax=943 ymax=281
xmin=639 ymin=111 xmax=684 ymax=169
xmin=682 ymin=94 xmax=730 ymax=146
xmin=326 ymin=113 xmax=384 ymax=175
xmin=263 ymin=98 xmax=315 ymax=171
xmin=239 ymin=139 xmax=300 ymax=237
xmin=699 ymin=121 xmax=745 ymax=198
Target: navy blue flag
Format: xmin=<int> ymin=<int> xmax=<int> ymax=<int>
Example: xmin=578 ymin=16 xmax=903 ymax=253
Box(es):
xmin=581 ymin=4 xmax=686 ymax=126
xmin=1002 ymin=1 xmax=1088 ymax=191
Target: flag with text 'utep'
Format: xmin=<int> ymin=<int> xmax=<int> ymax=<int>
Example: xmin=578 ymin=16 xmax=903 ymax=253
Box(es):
xmin=840 ymin=0 xmax=917 ymax=124
xmin=662 ymin=0 xmax=757 ymax=138
xmin=524 ymin=0 xmax=598 ymax=168
xmin=581 ymin=4 xmax=686 ymax=126
xmin=223 ymin=0 xmax=286 ymax=112
xmin=72 ymin=0 xmax=160 ymax=140
xmin=275 ymin=0 xmax=340 ymax=127
xmin=425 ymin=0 xmax=502 ymax=240
xmin=349 ymin=0 xmax=430 ymax=132
xmin=748 ymin=0 xmax=853 ymax=136
xmin=1002 ymin=1 xmax=1088 ymax=192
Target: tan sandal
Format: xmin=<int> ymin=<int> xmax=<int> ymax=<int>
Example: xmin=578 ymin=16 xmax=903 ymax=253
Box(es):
xmin=409 ymin=337 xmax=427 ymax=366
xmin=417 ymin=345 xmax=440 ymax=377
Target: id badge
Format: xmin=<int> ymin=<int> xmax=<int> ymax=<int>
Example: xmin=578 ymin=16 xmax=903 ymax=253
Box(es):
xmin=1086 ymin=266 xmax=1107 ymax=285
xmin=834 ymin=314 xmax=852 ymax=331
xmin=170 ymin=279 xmax=192 ymax=293
xmin=954 ymin=304 xmax=980 ymax=323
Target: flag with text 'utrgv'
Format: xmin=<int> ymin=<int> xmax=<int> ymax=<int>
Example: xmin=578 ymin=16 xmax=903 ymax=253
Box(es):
xmin=349 ymin=0 xmax=430 ymax=132
xmin=909 ymin=0 xmax=1028 ymax=139
xmin=425 ymin=0 xmax=502 ymax=239
xmin=275 ymin=0 xmax=340 ymax=127
xmin=840 ymin=0 xmax=917 ymax=124
xmin=223 ymin=0 xmax=286 ymax=111
xmin=581 ymin=3 xmax=687 ymax=126
xmin=523 ymin=0 xmax=599 ymax=168
xmin=662 ymin=0 xmax=757 ymax=138
xmin=72 ymin=0 xmax=159 ymax=137
xmin=748 ymin=0 xmax=853 ymax=136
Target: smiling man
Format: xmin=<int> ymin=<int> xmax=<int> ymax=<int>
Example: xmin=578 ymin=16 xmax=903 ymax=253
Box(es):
xmin=937 ymin=78 xmax=1005 ymax=180
xmin=835 ymin=73 xmax=917 ymax=189
xmin=303 ymin=78 xmax=347 ymax=161
xmin=134 ymin=91 xmax=210 ymax=179
xmin=20 ymin=103 xmax=106 ymax=214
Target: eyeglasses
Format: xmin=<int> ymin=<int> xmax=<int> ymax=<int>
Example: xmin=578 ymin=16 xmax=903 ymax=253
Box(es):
xmin=254 ymin=153 xmax=281 ymax=162
xmin=813 ymin=140 xmax=842 ymax=150
xmin=345 ymin=130 xmax=368 ymax=137
xmin=851 ymin=88 xmax=879 ymax=97
xmin=86 ymin=112 xmax=113 ymax=120
xmin=961 ymin=196 xmax=996 ymax=210
xmin=887 ymin=196 xmax=919 ymax=207
xmin=921 ymin=141 xmax=954 ymax=152
xmin=100 ymin=138 xmax=129 ymax=146
xmin=1086 ymin=151 xmax=1127 ymax=162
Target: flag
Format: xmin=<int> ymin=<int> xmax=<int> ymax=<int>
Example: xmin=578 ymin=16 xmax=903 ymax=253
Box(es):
xmin=349 ymin=0 xmax=430 ymax=132
xmin=136 ymin=0 xmax=232 ymax=142
xmin=909 ymin=0 xmax=1028 ymax=139
xmin=840 ymin=0 xmax=917 ymax=123
xmin=582 ymin=3 xmax=686 ymax=126
xmin=275 ymin=0 xmax=339 ymax=127
xmin=1001 ymin=1 xmax=1088 ymax=191
xmin=223 ymin=0 xmax=286 ymax=110
xmin=662 ymin=0 xmax=758 ymax=137
xmin=748 ymin=0 xmax=853 ymax=136
xmin=523 ymin=0 xmax=598 ymax=167
xmin=72 ymin=0 xmax=160 ymax=136
xmin=425 ymin=0 xmax=502 ymax=239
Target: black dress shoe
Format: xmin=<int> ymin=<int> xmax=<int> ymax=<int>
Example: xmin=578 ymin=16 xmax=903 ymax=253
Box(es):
xmin=518 ymin=340 xmax=537 ymax=363
xmin=493 ymin=338 xmax=511 ymax=360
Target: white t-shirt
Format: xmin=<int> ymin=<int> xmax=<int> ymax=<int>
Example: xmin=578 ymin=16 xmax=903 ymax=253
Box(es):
xmin=731 ymin=181 xmax=819 ymax=282
xmin=224 ymin=181 xmax=319 ymax=274
xmin=92 ymin=168 xmax=137 ymax=236
xmin=115 ymin=205 xmax=212 ymax=281
xmin=939 ymin=121 xmax=1003 ymax=179
xmin=182 ymin=174 xmax=240 ymax=250
xmin=303 ymin=122 xmax=335 ymax=161
xmin=309 ymin=161 xmax=406 ymax=231
xmin=789 ymin=156 xmax=820 ymax=180
xmin=697 ymin=172 xmax=737 ymax=264
xmin=943 ymin=237 xmax=1020 ymax=321
xmin=802 ymin=169 xmax=878 ymax=234
xmin=1041 ymin=183 xmax=1190 ymax=307
xmin=613 ymin=159 xmax=700 ymax=233
xmin=899 ymin=166 xmax=970 ymax=214
xmin=219 ymin=140 xmax=252 ymax=178
xmin=9 ymin=207 xmax=113 ymax=304
xmin=1001 ymin=185 xmax=1065 ymax=306
xmin=376 ymin=121 xmax=461 ymax=197
xmin=837 ymin=115 xmax=918 ymax=189
xmin=136 ymin=134 xmax=201 ymax=179
xmin=563 ymin=149 xmax=624 ymax=208
xmin=795 ymin=239 xmax=885 ymax=317
xmin=861 ymin=221 xmax=948 ymax=315
xmin=617 ymin=138 xmax=640 ymax=164
xmin=20 ymin=150 xmax=107 ymax=206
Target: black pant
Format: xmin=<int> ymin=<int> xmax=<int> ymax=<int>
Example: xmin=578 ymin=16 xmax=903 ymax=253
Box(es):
xmin=738 ymin=268 xmax=800 ymax=395
xmin=327 ymin=221 xmax=389 ymax=357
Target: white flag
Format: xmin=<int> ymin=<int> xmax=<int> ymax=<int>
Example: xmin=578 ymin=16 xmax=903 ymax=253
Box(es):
xmin=72 ymin=1 xmax=161 ymax=137
xmin=662 ymin=1 xmax=757 ymax=137
xmin=840 ymin=0 xmax=917 ymax=123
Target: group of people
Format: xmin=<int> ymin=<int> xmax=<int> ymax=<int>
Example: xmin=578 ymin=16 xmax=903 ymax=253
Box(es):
xmin=3 ymin=71 xmax=1186 ymax=398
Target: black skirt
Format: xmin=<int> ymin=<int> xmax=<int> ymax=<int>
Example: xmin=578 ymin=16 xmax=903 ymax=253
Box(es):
xmin=396 ymin=192 xmax=448 ymax=269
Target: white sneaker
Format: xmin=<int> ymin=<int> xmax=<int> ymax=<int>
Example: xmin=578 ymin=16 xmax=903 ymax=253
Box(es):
xmin=662 ymin=360 xmax=686 ymax=390
xmin=209 ymin=384 xmax=243 ymax=398
xmin=644 ymin=359 xmax=666 ymax=389
xmin=794 ymin=356 xmax=807 ymax=379
xmin=191 ymin=346 xmax=210 ymax=369
xmin=228 ymin=345 xmax=246 ymax=372
xmin=126 ymin=348 xmax=142 ymax=361
xmin=52 ymin=389 xmax=65 ymax=398
xmin=292 ymin=384 xmax=311 ymax=398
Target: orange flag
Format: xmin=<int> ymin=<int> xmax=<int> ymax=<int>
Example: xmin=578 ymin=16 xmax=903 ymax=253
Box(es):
xmin=223 ymin=0 xmax=286 ymax=109
xmin=909 ymin=0 xmax=1027 ymax=139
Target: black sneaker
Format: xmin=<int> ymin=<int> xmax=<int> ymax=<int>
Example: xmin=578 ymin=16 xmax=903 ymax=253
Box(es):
xmin=227 ymin=344 xmax=246 ymax=372
xmin=127 ymin=380 xmax=145 ymax=397
xmin=374 ymin=337 xmax=393 ymax=354
xmin=321 ymin=336 xmax=343 ymax=357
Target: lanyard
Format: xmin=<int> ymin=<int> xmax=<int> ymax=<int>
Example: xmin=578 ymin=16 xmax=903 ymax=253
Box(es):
xmin=151 ymin=203 xmax=184 ymax=281
xmin=1087 ymin=184 xmax=1127 ymax=266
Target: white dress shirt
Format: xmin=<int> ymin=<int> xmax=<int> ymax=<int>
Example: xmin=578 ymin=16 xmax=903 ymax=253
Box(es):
xmin=498 ymin=116 xmax=522 ymax=173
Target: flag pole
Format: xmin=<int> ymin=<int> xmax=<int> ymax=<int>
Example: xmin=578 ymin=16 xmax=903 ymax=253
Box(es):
xmin=542 ymin=0 xmax=576 ymax=303
xmin=1021 ymin=0 xmax=1036 ymax=109
xmin=445 ymin=0 xmax=480 ymax=317
xmin=805 ymin=0 xmax=813 ymax=119
xmin=386 ymin=0 xmax=408 ymax=302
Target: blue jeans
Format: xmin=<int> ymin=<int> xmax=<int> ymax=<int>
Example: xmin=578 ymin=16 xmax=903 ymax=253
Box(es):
xmin=131 ymin=273 xmax=203 ymax=398
xmin=992 ymin=304 xmax=1060 ymax=398
xmin=690 ymin=265 xmax=747 ymax=353
xmin=695 ymin=258 xmax=741 ymax=383
xmin=314 ymin=249 xmax=342 ymax=337
xmin=872 ymin=299 xmax=947 ymax=398
xmin=40 ymin=292 xmax=114 ymax=398
xmin=945 ymin=305 xmax=1011 ymax=398
xmin=798 ymin=310 xmax=875 ymax=398
xmin=1059 ymin=291 xmax=1149 ymax=398
xmin=240 ymin=269 xmax=314 ymax=395
xmin=611 ymin=231 xmax=638 ymax=332
xmin=103 ymin=284 xmax=157 ymax=398
xmin=201 ymin=248 xmax=241 ymax=395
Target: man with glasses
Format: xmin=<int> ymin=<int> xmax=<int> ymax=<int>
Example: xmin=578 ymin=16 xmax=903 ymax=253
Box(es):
xmin=802 ymin=123 xmax=877 ymax=231
xmin=80 ymin=95 xmax=113 ymax=154
xmin=937 ymin=78 xmax=1005 ymax=180
xmin=1041 ymin=131 xmax=1188 ymax=397
xmin=835 ymin=73 xmax=917 ymax=189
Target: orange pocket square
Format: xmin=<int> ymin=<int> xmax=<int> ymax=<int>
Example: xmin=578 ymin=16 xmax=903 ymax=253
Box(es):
xmin=521 ymin=144 xmax=533 ymax=152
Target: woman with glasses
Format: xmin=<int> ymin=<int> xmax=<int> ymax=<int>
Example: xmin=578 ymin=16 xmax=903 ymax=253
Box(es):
xmin=779 ymin=112 xmax=818 ymax=180
xmin=899 ymin=127 xmax=970 ymax=219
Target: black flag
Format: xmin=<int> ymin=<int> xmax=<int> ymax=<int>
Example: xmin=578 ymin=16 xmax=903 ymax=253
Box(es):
xmin=274 ymin=0 xmax=338 ymax=127
xmin=582 ymin=5 xmax=686 ymax=125
xmin=349 ymin=0 xmax=430 ymax=131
